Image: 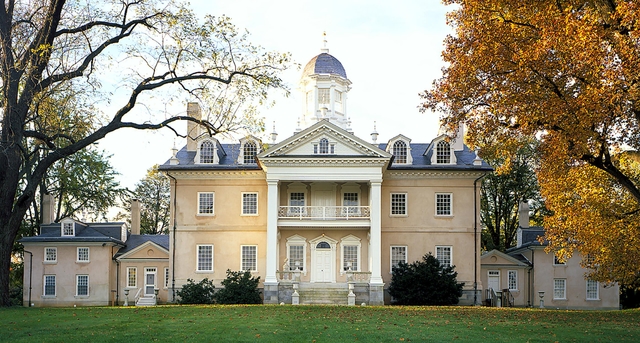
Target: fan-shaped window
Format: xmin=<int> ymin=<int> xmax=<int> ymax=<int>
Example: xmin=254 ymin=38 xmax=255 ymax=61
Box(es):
xmin=393 ymin=140 xmax=407 ymax=164
xmin=436 ymin=141 xmax=451 ymax=164
xmin=316 ymin=242 xmax=331 ymax=249
xmin=319 ymin=138 xmax=329 ymax=154
xmin=200 ymin=141 xmax=215 ymax=163
xmin=243 ymin=142 xmax=257 ymax=164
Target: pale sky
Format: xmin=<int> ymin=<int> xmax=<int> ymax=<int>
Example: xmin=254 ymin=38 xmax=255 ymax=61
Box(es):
xmin=99 ymin=0 xmax=454 ymax=189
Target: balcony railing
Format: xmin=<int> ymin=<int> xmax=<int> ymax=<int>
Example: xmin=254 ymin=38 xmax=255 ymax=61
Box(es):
xmin=278 ymin=206 xmax=370 ymax=220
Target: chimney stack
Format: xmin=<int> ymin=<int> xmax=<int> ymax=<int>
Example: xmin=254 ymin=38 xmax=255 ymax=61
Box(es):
xmin=186 ymin=102 xmax=202 ymax=151
xmin=42 ymin=194 xmax=54 ymax=225
xmin=131 ymin=199 xmax=141 ymax=235
xmin=518 ymin=201 xmax=530 ymax=229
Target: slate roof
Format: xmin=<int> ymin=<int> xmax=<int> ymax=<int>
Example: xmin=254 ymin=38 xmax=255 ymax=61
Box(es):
xmin=161 ymin=141 xmax=492 ymax=172
xmin=20 ymin=222 xmax=126 ymax=245
xmin=114 ymin=234 xmax=170 ymax=258
xmin=302 ymin=53 xmax=347 ymax=79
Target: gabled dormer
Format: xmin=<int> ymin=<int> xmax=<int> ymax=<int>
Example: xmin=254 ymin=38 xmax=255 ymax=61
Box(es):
xmin=237 ymin=136 xmax=262 ymax=164
xmin=386 ymin=135 xmax=413 ymax=165
xmin=194 ymin=137 xmax=225 ymax=165
xmin=428 ymin=135 xmax=457 ymax=165
xmin=60 ymin=218 xmax=76 ymax=236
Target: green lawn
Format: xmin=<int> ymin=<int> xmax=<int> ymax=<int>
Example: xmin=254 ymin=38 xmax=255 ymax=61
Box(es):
xmin=1 ymin=305 xmax=638 ymax=342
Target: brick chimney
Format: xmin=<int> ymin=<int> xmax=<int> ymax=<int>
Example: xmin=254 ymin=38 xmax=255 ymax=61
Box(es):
xmin=186 ymin=102 xmax=202 ymax=151
xmin=131 ymin=199 xmax=141 ymax=236
xmin=42 ymin=193 xmax=54 ymax=225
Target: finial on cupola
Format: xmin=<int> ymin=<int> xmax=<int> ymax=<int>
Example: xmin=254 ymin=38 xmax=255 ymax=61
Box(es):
xmin=321 ymin=31 xmax=329 ymax=53
xmin=371 ymin=121 xmax=379 ymax=144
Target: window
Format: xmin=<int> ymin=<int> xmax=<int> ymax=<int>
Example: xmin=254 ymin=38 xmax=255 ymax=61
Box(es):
xmin=343 ymin=245 xmax=359 ymax=271
xmin=436 ymin=141 xmax=451 ymax=164
xmin=391 ymin=246 xmax=407 ymax=272
xmin=242 ymin=193 xmax=258 ymax=215
xmin=435 ymin=193 xmax=452 ymax=216
xmin=62 ymin=222 xmax=74 ymax=236
xmin=319 ymin=138 xmax=329 ymax=154
xmin=44 ymin=275 xmax=56 ymax=296
xmin=341 ymin=235 xmax=361 ymax=273
xmin=77 ymin=247 xmax=89 ymax=262
xmin=436 ymin=246 xmax=452 ymax=268
xmin=553 ymin=255 xmax=566 ymax=265
xmin=243 ymin=142 xmax=257 ymax=164
xmin=199 ymin=140 xmax=215 ymax=163
xmin=318 ymin=88 xmax=330 ymax=104
xmin=289 ymin=245 xmax=304 ymax=271
xmin=241 ymin=245 xmax=257 ymax=272
xmin=289 ymin=192 xmax=305 ymax=215
xmin=391 ymin=193 xmax=407 ymax=216
xmin=586 ymin=280 xmax=599 ymax=300
xmin=335 ymin=91 xmax=342 ymax=103
xmin=44 ymin=247 xmax=57 ymax=263
xmin=343 ymin=192 xmax=359 ymax=214
xmin=554 ymin=279 xmax=566 ymax=299
xmin=127 ymin=267 xmax=137 ymax=288
xmin=393 ymin=140 xmax=408 ymax=164
xmin=76 ymin=275 xmax=89 ymax=296
xmin=164 ymin=267 xmax=170 ymax=288
xmin=197 ymin=245 xmax=214 ymax=272
xmin=508 ymin=270 xmax=518 ymax=291
xmin=198 ymin=192 xmax=215 ymax=215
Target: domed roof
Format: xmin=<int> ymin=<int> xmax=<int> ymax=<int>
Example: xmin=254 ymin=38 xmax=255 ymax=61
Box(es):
xmin=301 ymin=53 xmax=347 ymax=79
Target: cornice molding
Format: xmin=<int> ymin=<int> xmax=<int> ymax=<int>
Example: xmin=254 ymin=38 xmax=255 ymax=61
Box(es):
xmin=165 ymin=170 xmax=265 ymax=179
xmin=385 ymin=170 xmax=487 ymax=179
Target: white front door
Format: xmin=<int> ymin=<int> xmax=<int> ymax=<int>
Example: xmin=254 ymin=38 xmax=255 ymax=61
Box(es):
xmin=488 ymin=270 xmax=500 ymax=291
xmin=314 ymin=246 xmax=333 ymax=282
xmin=145 ymin=268 xmax=157 ymax=296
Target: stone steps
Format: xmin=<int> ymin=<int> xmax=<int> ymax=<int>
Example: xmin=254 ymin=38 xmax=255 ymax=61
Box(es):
xmin=298 ymin=283 xmax=350 ymax=305
xmin=136 ymin=296 xmax=156 ymax=306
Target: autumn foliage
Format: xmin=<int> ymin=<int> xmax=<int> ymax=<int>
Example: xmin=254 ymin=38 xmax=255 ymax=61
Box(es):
xmin=423 ymin=1 xmax=640 ymax=285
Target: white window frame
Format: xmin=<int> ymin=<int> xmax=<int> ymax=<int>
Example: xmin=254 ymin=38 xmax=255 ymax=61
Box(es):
xmin=340 ymin=235 xmax=361 ymax=274
xmin=286 ymin=235 xmax=307 ymax=275
xmin=508 ymin=270 xmax=518 ymax=291
xmin=164 ymin=267 xmax=170 ymax=289
xmin=390 ymin=246 xmax=408 ymax=273
xmin=435 ymin=193 xmax=453 ymax=216
xmin=553 ymin=278 xmax=566 ymax=300
xmin=77 ymin=247 xmax=90 ymax=263
xmin=76 ymin=275 xmax=89 ymax=296
xmin=586 ymin=280 xmax=599 ymax=300
xmin=126 ymin=267 xmax=137 ymax=288
xmin=197 ymin=140 xmax=216 ymax=164
xmin=241 ymin=192 xmax=259 ymax=216
xmin=197 ymin=192 xmax=215 ymax=216
xmin=241 ymin=245 xmax=258 ymax=272
xmin=553 ymin=255 xmax=566 ymax=266
xmin=392 ymin=140 xmax=408 ymax=164
xmin=62 ymin=221 xmax=75 ymax=236
xmin=436 ymin=140 xmax=451 ymax=164
xmin=44 ymin=247 xmax=57 ymax=263
xmin=196 ymin=244 xmax=214 ymax=272
xmin=43 ymin=275 xmax=56 ymax=296
xmin=390 ymin=193 xmax=408 ymax=216
xmin=242 ymin=141 xmax=258 ymax=164
xmin=436 ymin=246 xmax=453 ymax=268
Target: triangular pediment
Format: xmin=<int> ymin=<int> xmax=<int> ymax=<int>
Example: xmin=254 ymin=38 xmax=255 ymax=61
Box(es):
xmin=258 ymin=120 xmax=391 ymax=160
xmin=481 ymin=249 xmax=529 ymax=267
xmin=116 ymin=240 xmax=169 ymax=261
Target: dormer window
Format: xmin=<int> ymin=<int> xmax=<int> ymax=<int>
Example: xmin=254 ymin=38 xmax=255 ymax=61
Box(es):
xmin=243 ymin=142 xmax=257 ymax=164
xmin=314 ymin=138 xmax=335 ymax=154
xmin=199 ymin=140 xmax=215 ymax=163
xmin=62 ymin=222 xmax=74 ymax=236
xmin=393 ymin=140 xmax=408 ymax=164
xmin=436 ymin=141 xmax=451 ymax=164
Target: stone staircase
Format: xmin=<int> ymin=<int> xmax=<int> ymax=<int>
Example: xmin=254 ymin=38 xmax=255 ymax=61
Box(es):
xmin=136 ymin=295 xmax=157 ymax=306
xmin=298 ymin=283 xmax=349 ymax=305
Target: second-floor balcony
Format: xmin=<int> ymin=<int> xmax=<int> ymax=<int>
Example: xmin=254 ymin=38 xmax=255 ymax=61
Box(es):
xmin=278 ymin=206 xmax=370 ymax=220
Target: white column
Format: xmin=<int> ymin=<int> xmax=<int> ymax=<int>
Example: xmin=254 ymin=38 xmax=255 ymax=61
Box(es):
xmin=369 ymin=180 xmax=383 ymax=285
xmin=265 ymin=179 xmax=279 ymax=284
